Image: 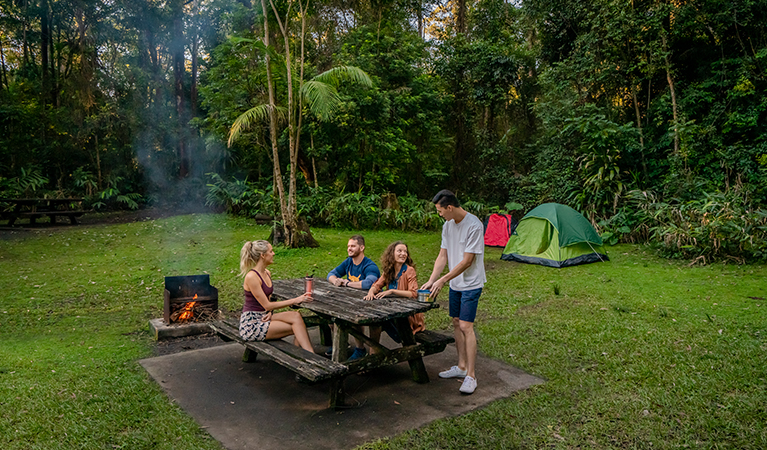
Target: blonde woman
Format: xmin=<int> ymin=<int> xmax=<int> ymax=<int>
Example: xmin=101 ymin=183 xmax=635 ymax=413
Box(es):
xmin=239 ymin=240 xmax=314 ymax=352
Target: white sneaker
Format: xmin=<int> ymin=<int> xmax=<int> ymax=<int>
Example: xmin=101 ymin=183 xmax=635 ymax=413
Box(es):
xmin=439 ymin=365 xmax=467 ymax=378
xmin=459 ymin=376 xmax=477 ymax=394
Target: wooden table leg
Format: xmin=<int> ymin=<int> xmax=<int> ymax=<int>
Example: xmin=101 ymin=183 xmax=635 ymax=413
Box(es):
xmin=242 ymin=347 xmax=258 ymax=363
xmin=395 ymin=317 xmax=429 ymax=384
xmin=329 ymin=323 xmax=349 ymax=409
xmin=319 ymin=323 xmax=332 ymax=346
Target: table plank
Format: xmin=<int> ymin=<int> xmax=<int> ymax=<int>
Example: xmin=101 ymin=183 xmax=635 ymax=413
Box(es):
xmin=272 ymin=278 xmax=435 ymax=325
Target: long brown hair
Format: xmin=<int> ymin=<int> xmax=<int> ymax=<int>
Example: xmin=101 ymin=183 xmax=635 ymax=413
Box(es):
xmin=380 ymin=241 xmax=413 ymax=285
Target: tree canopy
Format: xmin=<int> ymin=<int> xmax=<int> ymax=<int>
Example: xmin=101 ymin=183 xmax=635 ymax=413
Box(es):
xmin=1 ymin=0 xmax=766 ymax=245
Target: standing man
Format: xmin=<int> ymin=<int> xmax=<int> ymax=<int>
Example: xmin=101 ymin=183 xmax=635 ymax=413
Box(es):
xmin=421 ymin=190 xmax=486 ymax=394
xmin=327 ymin=235 xmax=381 ymax=360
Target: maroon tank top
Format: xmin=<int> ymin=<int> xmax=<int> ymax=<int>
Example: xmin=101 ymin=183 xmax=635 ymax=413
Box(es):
xmin=243 ymin=269 xmax=273 ymax=312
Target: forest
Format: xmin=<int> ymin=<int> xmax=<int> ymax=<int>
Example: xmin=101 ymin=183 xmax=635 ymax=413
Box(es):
xmin=1 ymin=0 xmax=766 ymax=257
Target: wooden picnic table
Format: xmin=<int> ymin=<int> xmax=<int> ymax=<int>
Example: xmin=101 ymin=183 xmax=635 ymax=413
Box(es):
xmin=211 ymin=278 xmax=454 ymax=409
xmin=0 ymin=198 xmax=87 ymax=226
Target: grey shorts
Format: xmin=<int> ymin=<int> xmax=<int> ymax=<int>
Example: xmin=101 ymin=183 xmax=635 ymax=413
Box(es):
xmin=239 ymin=310 xmax=271 ymax=341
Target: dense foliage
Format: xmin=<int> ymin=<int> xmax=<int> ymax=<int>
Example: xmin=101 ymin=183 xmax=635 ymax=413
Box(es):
xmin=1 ymin=0 xmax=766 ymax=258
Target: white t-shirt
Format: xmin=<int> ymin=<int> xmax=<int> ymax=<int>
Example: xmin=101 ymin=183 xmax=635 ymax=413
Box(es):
xmin=441 ymin=211 xmax=486 ymax=291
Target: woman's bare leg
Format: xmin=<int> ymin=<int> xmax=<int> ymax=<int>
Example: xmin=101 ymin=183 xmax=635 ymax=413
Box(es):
xmin=368 ymin=326 xmax=382 ymax=354
xmin=265 ymin=311 xmax=314 ymax=352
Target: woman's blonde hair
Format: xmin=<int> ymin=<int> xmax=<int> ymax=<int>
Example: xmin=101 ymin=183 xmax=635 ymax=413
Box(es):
xmin=240 ymin=240 xmax=271 ymax=275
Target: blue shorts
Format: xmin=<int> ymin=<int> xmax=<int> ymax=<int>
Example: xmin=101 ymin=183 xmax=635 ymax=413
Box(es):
xmin=448 ymin=288 xmax=482 ymax=322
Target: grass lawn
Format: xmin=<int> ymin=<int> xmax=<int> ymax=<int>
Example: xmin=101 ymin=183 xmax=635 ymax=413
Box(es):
xmin=1 ymin=213 xmax=766 ymax=449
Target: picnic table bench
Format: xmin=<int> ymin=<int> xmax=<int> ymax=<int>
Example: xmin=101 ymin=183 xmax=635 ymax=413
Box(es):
xmin=0 ymin=198 xmax=88 ymax=226
xmin=210 ymin=278 xmax=454 ymax=409
xmin=211 ymin=319 xmax=348 ymax=383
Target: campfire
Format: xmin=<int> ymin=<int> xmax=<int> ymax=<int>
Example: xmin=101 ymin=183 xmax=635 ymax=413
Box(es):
xmin=164 ymin=275 xmax=220 ymax=325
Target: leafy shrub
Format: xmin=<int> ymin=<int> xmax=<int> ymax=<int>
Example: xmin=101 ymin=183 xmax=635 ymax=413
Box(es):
xmin=72 ymin=168 xmax=98 ymax=197
xmin=0 ymin=167 xmax=49 ymax=198
xmin=322 ymin=191 xmax=380 ymax=229
xmin=90 ymin=176 xmax=143 ymax=211
xmin=597 ymin=200 xmax=650 ymax=245
xmin=205 ymin=173 xmax=274 ymax=217
xmin=321 ymin=191 xmax=441 ymax=231
xmin=205 ymin=175 xmax=442 ymax=231
xmin=628 ymin=189 xmax=767 ymax=262
xmin=378 ymin=194 xmax=442 ymax=231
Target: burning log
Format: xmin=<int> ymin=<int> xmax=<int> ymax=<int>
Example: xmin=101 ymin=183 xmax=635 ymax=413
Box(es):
xmin=169 ymin=301 xmax=220 ymax=323
xmin=164 ymin=275 xmax=219 ymax=325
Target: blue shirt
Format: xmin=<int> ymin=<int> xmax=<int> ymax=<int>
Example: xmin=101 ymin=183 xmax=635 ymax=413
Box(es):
xmin=387 ymin=264 xmax=408 ymax=290
xmin=327 ymin=256 xmax=381 ymax=290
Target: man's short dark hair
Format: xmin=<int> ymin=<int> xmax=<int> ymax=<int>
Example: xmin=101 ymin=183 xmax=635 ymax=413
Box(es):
xmin=432 ymin=189 xmax=460 ymax=208
xmin=350 ymin=235 xmax=365 ymax=247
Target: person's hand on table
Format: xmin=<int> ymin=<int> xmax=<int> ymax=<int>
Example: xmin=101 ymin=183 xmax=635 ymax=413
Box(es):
xmin=427 ymin=278 xmax=447 ymax=300
xmin=293 ymin=293 xmax=312 ymax=305
xmin=330 ymin=277 xmax=349 ymax=287
xmin=363 ymin=289 xmax=377 ymax=301
xmin=374 ymin=290 xmax=392 ymax=299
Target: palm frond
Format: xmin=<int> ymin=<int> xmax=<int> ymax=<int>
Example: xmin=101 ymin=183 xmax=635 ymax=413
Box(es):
xmin=301 ymin=81 xmax=342 ymax=121
xmin=229 ymin=36 xmax=256 ymax=45
xmin=251 ymin=40 xmax=284 ymax=63
xmin=228 ymin=104 xmax=287 ymax=147
xmin=312 ymin=65 xmax=372 ymax=88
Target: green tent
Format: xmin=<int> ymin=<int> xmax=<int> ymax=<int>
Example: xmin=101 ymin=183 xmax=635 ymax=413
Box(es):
xmin=501 ymin=203 xmax=609 ymax=268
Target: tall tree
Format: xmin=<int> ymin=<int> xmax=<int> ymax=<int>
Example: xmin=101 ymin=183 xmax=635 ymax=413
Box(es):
xmin=228 ymin=0 xmax=371 ymax=247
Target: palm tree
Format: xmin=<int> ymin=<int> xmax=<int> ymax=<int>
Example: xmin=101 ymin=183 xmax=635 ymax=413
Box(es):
xmin=228 ymin=0 xmax=372 ymax=247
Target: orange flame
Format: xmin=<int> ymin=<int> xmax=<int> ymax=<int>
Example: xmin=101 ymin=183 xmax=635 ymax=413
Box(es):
xmin=178 ymin=294 xmax=198 ymax=321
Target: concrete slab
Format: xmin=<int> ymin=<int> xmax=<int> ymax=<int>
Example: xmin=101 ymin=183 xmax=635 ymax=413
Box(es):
xmin=139 ymin=337 xmax=544 ymax=450
xmin=148 ymin=318 xmax=213 ymax=340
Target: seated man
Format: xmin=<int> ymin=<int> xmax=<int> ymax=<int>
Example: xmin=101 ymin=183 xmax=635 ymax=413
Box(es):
xmin=327 ymin=234 xmax=381 ymax=360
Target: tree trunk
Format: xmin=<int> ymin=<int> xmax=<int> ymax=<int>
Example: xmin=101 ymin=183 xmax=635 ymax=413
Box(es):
xmin=95 ymin=134 xmax=102 ymax=190
xmin=311 ymin=133 xmax=318 ymax=189
xmin=456 ymin=0 xmax=467 ymax=34
xmin=191 ymin=35 xmax=199 ymax=118
xmin=0 ymin=35 xmax=8 ymax=90
xmin=22 ymin=1 xmax=29 ymax=66
xmin=171 ymin=0 xmax=188 ymax=178
xmin=52 ymin=13 xmax=59 ymax=106
xmin=451 ymin=92 xmax=467 ymax=187
xmin=40 ymin=0 xmax=50 ymax=105
xmin=261 ymin=0 xmax=290 ymax=243
xmin=661 ymin=33 xmax=679 ymax=156
xmin=269 ymin=0 xmax=297 ymax=245
xmin=190 ymin=0 xmax=201 ymax=118
xmin=631 ymin=81 xmax=647 ymax=176
xmin=417 ymin=1 xmax=423 ymax=39
xmin=450 ymin=0 xmax=468 ymax=187
xmin=270 ymin=0 xmax=315 ymax=248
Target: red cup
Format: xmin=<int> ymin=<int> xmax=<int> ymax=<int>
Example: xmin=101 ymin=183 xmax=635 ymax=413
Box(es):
xmin=304 ymin=277 xmax=313 ymax=297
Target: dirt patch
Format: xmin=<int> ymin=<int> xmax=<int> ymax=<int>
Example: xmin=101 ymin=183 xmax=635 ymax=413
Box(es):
xmin=154 ymin=332 xmax=227 ymax=356
xmin=0 ymin=206 xmax=221 ymax=240
xmin=82 ymin=205 xmax=222 ymax=225
xmin=484 ymin=259 xmax=501 ymax=271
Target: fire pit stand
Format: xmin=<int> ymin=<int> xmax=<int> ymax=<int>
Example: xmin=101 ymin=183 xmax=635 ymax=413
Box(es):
xmin=149 ymin=274 xmax=221 ymax=340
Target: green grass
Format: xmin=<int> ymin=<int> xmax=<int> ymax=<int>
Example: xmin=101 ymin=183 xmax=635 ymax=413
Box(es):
xmin=2 ymin=214 xmax=766 ymax=449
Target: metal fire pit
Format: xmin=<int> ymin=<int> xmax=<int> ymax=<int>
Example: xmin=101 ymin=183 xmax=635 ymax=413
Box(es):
xmin=163 ymin=275 xmax=219 ymax=325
